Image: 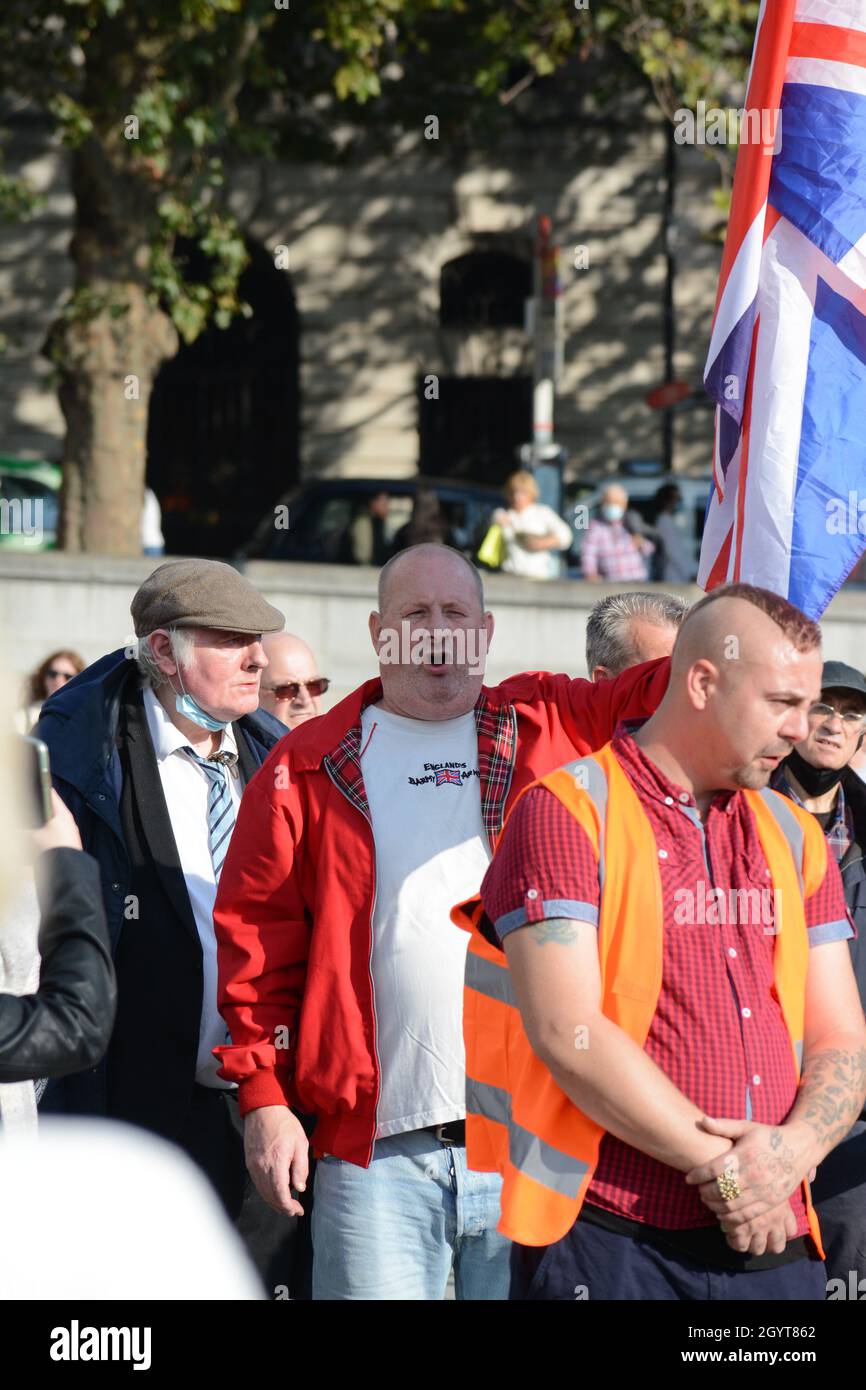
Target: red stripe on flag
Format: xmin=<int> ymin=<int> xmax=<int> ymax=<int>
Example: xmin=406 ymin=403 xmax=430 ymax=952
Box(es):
xmin=733 ymin=315 xmax=762 ymax=581
xmin=712 ymin=409 xmax=725 ymax=501
xmin=706 ymin=523 xmax=734 ymax=591
xmin=763 ymin=204 xmax=782 ymax=243
xmin=712 ymin=0 xmax=797 ymax=324
xmin=790 ymin=22 xmax=866 ymax=69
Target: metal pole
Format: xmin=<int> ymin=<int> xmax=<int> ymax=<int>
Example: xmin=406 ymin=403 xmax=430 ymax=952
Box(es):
xmin=662 ymin=122 xmax=677 ymax=473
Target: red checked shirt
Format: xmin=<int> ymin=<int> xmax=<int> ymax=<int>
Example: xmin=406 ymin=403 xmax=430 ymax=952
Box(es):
xmin=481 ymin=725 xmax=855 ymax=1232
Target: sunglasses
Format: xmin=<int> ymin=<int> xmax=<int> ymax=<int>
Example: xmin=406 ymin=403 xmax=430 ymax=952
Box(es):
xmin=45 ymin=668 xmax=75 ymax=682
xmin=266 ymin=678 xmax=330 ymax=701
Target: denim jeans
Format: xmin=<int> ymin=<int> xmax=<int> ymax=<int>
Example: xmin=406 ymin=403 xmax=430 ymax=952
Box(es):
xmin=311 ymin=1129 xmax=511 ymax=1300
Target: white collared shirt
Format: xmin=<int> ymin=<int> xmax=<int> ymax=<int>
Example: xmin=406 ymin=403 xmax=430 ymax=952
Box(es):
xmin=142 ymin=688 xmax=243 ymax=1088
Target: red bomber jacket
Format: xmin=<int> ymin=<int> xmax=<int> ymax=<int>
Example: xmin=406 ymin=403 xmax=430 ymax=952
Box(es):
xmin=213 ymin=661 xmax=669 ymax=1167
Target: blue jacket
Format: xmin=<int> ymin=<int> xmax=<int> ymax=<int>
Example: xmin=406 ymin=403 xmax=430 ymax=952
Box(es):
xmin=33 ymin=648 xmax=286 ymax=1121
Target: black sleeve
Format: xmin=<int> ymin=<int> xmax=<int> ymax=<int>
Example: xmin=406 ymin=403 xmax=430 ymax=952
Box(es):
xmin=0 ymin=848 xmax=116 ymax=1082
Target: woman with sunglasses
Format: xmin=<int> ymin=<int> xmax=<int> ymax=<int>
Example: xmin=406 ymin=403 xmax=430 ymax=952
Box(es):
xmin=15 ymin=649 xmax=86 ymax=734
xmin=258 ymin=633 xmax=330 ymax=730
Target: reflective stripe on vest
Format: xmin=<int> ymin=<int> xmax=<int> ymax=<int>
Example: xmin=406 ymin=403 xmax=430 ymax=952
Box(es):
xmin=465 ymin=949 xmax=516 ymax=1008
xmin=758 ymin=786 xmax=805 ymax=896
xmin=466 ymin=1076 xmax=589 ymax=1200
xmin=456 ymin=742 xmax=827 ymax=1253
xmin=561 ymin=754 xmax=609 ymax=889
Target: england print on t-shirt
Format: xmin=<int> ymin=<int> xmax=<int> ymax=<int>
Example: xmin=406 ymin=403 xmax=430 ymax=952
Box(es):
xmin=359 ymin=705 xmax=491 ymax=1138
xmin=407 ymin=759 xmax=480 ymax=788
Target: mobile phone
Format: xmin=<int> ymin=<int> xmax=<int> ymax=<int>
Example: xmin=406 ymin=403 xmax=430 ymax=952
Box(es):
xmin=21 ymin=735 xmax=53 ymax=827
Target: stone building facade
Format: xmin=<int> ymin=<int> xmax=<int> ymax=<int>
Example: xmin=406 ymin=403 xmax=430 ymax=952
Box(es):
xmin=0 ymin=57 xmax=723 ymax=553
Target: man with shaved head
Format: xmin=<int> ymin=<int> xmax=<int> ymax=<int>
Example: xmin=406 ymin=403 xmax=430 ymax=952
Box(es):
xmin=258 ymin=633 xmax=329 ymax=729
xmin=465 ymin=582 xmax=866 ymax=1300
xmin=213 ymin=542 xmax=669 ymax=1300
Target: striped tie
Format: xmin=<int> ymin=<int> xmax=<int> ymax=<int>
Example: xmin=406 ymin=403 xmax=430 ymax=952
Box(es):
xmin=183 ymin=746 xmax=238 ymax=882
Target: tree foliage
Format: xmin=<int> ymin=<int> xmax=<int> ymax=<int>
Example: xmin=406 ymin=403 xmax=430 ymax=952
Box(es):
xmin=0 ymin=0 xmax=758 ymax=346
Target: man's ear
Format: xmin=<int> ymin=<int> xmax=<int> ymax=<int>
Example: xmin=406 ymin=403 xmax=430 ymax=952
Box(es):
xmin=368 ymin=610 xmax=381 ymax=654
xmin=591 ymin=665 xmax=611 ymax=683
xmin=147 ymin=629 xmax=178 ymax=677
xmin=686 ymin=657 xmax=717 ymax=711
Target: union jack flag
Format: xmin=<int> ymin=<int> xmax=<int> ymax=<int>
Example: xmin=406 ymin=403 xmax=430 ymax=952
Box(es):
xmin=700 ymin=0 xmax=866 ymax=617
xmin=435 ymin=768 xmax=463 ymax=787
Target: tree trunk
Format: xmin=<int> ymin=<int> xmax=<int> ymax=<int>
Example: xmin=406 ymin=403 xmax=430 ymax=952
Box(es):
xmin=47 ymin=141 xmax=178 ymax=555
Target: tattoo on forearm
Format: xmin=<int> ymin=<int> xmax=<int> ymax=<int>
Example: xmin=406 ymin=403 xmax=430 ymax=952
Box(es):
xmin=528 ymin=917 xmax=580 ymax=947
xmin=795 ymin=1047 xmax=866 ymax=1153
xmin=769 ymin=1128 xmax=782 ymax=1150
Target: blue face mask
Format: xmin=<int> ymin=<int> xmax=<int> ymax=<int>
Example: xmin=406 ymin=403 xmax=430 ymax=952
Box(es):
xmin=174 ymin=665 xmax=228 ymax=732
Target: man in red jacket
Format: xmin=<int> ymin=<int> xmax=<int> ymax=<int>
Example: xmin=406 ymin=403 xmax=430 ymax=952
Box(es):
xmin=213 ymin=543 xmax=669 ymax=1299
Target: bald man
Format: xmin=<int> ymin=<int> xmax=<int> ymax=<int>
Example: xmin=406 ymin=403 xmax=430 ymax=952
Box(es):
xmin=213 ymin=542 xmax=669 ymax=1301
xmin=258 ymin=633 xmax=329 ymax=729
xmin=471 ymin=582 xmax=866 ymax=1300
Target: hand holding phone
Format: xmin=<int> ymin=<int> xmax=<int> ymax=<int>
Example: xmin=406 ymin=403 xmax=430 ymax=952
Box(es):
xmin=31 ymin=789 xmax=82 ymax=855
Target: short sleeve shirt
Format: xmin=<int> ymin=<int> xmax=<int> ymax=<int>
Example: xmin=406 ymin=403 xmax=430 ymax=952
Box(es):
xmin=480 ymin=728 xmax=854 ymax=1231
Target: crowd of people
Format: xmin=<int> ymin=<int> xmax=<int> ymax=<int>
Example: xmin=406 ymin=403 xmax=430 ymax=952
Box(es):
xmin=2 ymin=546 xmax=865 ymax=1302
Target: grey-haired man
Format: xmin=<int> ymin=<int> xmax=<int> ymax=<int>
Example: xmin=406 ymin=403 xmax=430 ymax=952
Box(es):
xmin=34 ymin=560 xmax=310 ymax=1291
xmin=586 ymin=591 xmax=688 ymax=682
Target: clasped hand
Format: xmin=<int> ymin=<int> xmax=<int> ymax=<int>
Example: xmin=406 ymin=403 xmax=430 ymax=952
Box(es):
xmin=684 ymin=1117 xmax=816 ymax=1256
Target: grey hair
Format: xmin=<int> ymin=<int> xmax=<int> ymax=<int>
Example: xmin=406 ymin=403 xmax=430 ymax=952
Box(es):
xmin=135 ymin=626 xmax=197 ymax=689
xmin=585 ymin=591 xmax=689 ymax=676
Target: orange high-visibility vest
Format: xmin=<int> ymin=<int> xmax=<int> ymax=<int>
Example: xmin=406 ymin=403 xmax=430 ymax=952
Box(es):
xmin=453 ymin=742 xmax=827 ymax=1253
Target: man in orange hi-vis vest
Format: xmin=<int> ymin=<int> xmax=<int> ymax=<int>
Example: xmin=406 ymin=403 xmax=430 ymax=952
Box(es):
xmin=456 ymin=583 xmax=866 ymax=1300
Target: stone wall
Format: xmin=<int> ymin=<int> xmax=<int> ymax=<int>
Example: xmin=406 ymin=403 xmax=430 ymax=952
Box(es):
xmin=2 ymin=552 xmax=865 ymax=707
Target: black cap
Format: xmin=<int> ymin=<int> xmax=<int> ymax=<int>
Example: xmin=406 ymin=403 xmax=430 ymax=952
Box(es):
xmin=821 ymin=661 xmax=866 ymax=701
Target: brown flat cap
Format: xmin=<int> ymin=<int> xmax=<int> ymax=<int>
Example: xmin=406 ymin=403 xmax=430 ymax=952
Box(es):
xmin=131 ymin=559 xmax=284 ymax=637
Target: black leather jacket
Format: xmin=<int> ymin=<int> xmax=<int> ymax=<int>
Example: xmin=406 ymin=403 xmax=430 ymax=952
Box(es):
xmin=0 ymin=847 xmax=116 ymax=1083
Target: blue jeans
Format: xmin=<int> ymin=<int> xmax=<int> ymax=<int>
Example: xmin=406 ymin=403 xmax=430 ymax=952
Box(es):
xmin=311 ymin=1130 xmax=511 ymax=1300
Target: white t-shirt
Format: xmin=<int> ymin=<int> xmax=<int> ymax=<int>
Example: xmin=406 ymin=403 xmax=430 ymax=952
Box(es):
xmin=359 ymin=705 xmax=492 ymax=1138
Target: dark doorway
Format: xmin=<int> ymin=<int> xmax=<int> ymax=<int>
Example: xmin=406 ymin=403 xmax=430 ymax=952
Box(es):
xmin=147 ymin=239 xmax=299 ymax=558
xmin=417 ymin=375 xmax=533 ymax=486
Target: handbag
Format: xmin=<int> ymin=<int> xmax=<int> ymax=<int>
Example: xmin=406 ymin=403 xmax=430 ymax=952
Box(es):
xmin=477 ymin=522 xmax=505 ymax=569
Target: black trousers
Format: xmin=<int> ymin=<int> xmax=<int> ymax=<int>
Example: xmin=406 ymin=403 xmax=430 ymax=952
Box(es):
xmin=180 ymin=1084 xmax=314 ymax=1300
xmin=510 ymin=1216 xmax=825 ymax=1300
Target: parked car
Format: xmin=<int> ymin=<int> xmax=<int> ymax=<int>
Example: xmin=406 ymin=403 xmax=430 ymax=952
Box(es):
xmin=237 ymin=476 xmax=503 ymax=566
xmin=0 ymin=458 xmax=61 ymax=552
xmin=562 ymin=472 xmax=711 ymax=579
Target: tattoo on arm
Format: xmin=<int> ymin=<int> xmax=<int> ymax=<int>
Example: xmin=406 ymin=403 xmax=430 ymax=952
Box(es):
xmin=527 ymin=917 xmax=581 ymax=947
xmin=795 ymin=1047 xmax=866 ymax=1153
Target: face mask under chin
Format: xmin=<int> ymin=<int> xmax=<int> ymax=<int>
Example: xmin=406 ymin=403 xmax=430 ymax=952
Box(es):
xmin=784 ymin=746 xmax=846 ymax=798
xmin=172 ymin=662 xmax=229 ymax=733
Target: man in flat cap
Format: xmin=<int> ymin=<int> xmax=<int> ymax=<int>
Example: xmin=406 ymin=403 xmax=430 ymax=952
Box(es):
xmin=34 ymin=559 xmax=307 ymax=1291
